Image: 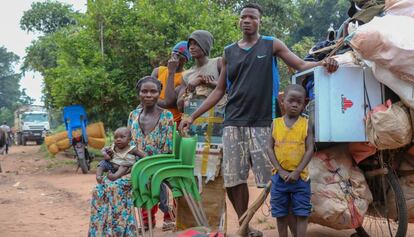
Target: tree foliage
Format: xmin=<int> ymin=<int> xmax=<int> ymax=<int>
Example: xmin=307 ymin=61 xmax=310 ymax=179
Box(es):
xmin=22 ymin=0 xmax=353 ymax=130
xmin=20 ymin=0 xmax=78 ymax=34
xmin=290 ymin=0 xmax=349 ymax=43
xmin=23 ymin=0 xmax=240 ymax=129
xmin=0 ymin=46 xmax=30 ymax=125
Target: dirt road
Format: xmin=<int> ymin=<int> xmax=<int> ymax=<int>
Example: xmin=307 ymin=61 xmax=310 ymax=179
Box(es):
xmin=0 ymin=145 xmax=409 ymax=236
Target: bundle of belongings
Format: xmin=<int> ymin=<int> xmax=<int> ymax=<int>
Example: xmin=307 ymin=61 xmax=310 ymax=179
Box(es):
xmin=308 ymin=145 xmax=373 ymax=229
xmin=44 ymin=122 xmax=106 ymax=155
xmin=340 ymin=0 xmax=414 ymax=226
xmin=303 ymin=0 xmax=414 ymax=229
xmin=346 ymin=0 xmax=414 ymax=154
xmin=348 ymin=0 xmax=414 ymax=110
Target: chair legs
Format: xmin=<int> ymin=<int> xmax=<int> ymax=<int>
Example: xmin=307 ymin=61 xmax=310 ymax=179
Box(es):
xmin=134 ymin=207 xmax=146 ymax=237
xmin=147 ymin=211 xmax=154 ymax=237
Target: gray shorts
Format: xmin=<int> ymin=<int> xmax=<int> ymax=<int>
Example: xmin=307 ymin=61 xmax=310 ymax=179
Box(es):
xmin=222 ymin=126 xmax=273 ymax=188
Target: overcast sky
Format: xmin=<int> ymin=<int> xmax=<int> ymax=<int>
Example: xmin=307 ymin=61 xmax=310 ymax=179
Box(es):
xmin=0 ymin=0 xmax=86 ymax=105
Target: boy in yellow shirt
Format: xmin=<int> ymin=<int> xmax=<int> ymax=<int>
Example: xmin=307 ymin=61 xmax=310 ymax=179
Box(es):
xmin=267 ymin=84 xmax=314 ymax=237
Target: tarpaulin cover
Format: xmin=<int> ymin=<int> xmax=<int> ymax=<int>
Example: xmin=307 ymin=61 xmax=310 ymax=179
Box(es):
xmin=366 ymin=101 xmax=412 ymax=150
xmin=350 ymin=15 xmax=414 ymax=82
xmin=309 ymin=145 xmax=373 ymax=230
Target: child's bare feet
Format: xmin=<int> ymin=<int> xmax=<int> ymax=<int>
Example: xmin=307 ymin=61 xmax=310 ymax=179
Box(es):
xmin=96 ymin=175 xmax=104 ymax=184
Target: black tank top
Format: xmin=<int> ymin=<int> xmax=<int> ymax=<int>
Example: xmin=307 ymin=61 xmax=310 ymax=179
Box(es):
xmin=224 ymin=36 xmax=280 ymax=127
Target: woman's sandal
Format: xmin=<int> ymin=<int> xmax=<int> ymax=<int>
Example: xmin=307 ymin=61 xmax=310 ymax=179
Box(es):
xmin=248 ymin=228 xmax=263 ymax=237
xmin=161 ymin=219 xmax=176 ymax=231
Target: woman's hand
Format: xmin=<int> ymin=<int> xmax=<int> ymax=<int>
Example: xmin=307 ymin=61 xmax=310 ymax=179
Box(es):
xmin=187 ymin=75 xmax=203 ymax=92
xmin=202 ymin=75 xmax=217 ymax=87
xmin=167 ymin=53 xmax=180 ymax=73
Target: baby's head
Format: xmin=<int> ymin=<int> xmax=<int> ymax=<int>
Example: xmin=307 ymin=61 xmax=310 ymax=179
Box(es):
xmin=114 ymin=127 xmax=132 ymax=149
xmin=283 ymin=84 xmax=306 ymax=117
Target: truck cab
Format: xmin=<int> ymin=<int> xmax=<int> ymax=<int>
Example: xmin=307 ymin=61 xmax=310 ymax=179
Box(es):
xmin=15 ymin=106 xmax=50 ymax=145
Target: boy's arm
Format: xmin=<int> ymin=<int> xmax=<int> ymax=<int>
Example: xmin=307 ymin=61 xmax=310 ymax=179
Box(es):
xmin=107 ymin=166 xmax=129 ymax=181
xmin=101 ymin=146 xmax=113 ymax=161
xmin=286 ymin=123 xmax=314 ymax=183
xmin=266 ymin=122 xmax=290 ymax=180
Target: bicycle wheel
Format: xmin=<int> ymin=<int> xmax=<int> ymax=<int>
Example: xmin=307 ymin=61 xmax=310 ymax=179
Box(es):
xmin=355 ymin=170 xmax=408 ymax=237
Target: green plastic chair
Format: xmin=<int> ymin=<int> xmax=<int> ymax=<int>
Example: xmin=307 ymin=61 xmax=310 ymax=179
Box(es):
xmin=148 ymin=135 xmax=208 ymax=226
xmin=131 ymin=123 xmax=180 ymax=207
xmin=135 ymin=134 xmax=195 ymax=209
xmin=134 ymin=134 xmax=207 ymax=226
xmin=150 ymin=135 xmax=200 ymax=203
xmin=135 ymin=135 xmax=198 ymax=210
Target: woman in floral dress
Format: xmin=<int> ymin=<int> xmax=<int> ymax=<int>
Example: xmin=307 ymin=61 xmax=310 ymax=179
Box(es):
xmin=88 ymin=76 xmax=174 ymax=237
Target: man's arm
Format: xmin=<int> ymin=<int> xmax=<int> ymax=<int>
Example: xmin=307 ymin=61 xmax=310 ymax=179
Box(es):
xmin=286 ymin=122 xmax=314 ymax=183
xmin=179 ymin=55 xmax=227 ymax=131
xmin=273 ymin=39 xmax=338 ymax=73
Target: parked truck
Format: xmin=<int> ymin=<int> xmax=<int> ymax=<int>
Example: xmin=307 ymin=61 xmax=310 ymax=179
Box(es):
xmin=14 ymin=105 xmax=50 ymax=145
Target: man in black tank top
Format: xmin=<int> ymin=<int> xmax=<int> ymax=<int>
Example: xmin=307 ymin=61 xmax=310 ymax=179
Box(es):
xmin=180 ymin=3 xmax=338 ymax=235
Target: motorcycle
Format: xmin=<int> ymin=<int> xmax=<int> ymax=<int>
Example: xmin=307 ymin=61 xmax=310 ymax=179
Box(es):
xmin=63 ymin=105 xmax=93 ymax=174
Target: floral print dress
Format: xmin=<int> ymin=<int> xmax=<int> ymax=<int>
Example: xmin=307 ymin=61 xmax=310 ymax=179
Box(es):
xmin=88 ymin=108 xmax=173 ymax=237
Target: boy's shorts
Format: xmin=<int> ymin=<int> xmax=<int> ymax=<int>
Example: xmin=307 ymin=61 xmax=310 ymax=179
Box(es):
xmin=222 ymin=126 xmax=273 ymax=188
xmin=98 ymin=160 xmax=118 ymax=173
xmin=270 ymin=173 xmax=312 ymax=218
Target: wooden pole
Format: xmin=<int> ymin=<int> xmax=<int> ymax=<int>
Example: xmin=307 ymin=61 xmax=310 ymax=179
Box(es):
xmin=237 ymin=181 xmax=272 ymax=236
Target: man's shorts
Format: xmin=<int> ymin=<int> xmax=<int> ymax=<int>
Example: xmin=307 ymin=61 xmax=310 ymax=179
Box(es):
xmin=270 ymin=173 xmax=312 ymax=218
xmin=222 ymin=126 xmax=273 ymax=188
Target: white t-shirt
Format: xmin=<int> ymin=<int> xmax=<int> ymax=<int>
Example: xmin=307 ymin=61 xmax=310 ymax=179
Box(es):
xmin=0 ymin=125 xmax=10 ymax=133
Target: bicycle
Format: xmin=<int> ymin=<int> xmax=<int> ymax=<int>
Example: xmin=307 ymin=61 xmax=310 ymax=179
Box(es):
xmin=354 ymin=149 xmax=408 ymax=237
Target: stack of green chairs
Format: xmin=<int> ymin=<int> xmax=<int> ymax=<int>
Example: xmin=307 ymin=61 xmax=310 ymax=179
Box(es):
xmin=130 ymin=123 xmax=208 ymax=232
xmin=131 ymin=123 xmax=181 ymax=208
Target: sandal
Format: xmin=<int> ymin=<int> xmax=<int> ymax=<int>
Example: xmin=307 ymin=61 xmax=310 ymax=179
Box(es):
xmin=162 ymin=219 xmax=176 ymax=231
xmin=248 ymin=228 xmax=263 ymax=237
xmin=138 ymin=223 xmax=156 ymax=233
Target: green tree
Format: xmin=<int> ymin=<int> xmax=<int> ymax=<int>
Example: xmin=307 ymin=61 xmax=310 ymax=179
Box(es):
xmin=0 ymin=46 xmax=21 ymax=109
xmin=290 ymin=0 xmax=349 ymax=43
xmin=217 ymin=0 xmax=301 ymax=43
xmin=23 ymin=0 xmax=240 ymax=129
xmin=0 ymin=46 xmax=24 ymax=125
xmin=20 ymin=0 xmax=78 ymax=34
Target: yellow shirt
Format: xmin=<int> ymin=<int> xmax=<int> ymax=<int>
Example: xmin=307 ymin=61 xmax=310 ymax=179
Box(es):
xmin=157 ymin=66 xmax=182 ymax=123
xmin=272 ymin=116 xmax=309 ymax=180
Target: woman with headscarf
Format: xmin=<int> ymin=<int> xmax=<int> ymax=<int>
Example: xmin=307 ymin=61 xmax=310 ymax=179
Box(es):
xmin=88 ymin=76 xmax=174 ymax=237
